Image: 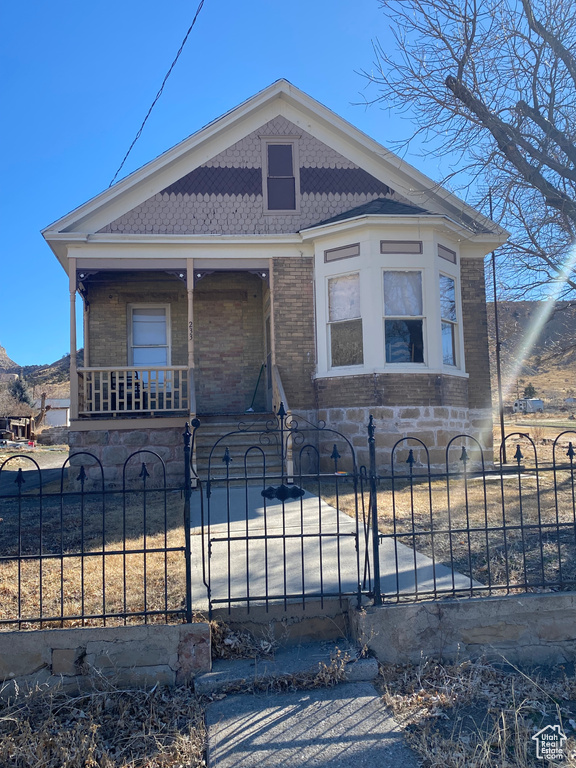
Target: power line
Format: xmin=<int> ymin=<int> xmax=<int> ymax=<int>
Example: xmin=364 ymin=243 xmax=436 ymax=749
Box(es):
xmin=109 ymin=0 xmax=207 ymax=187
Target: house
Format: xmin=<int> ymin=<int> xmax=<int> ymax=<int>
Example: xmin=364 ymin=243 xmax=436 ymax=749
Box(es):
xmin=42 ymin=80 xmax=507 ymax=483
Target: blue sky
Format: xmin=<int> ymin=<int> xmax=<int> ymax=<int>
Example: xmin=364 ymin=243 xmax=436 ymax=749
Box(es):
xmin=1 ymin=0 xmax=451 ymax=366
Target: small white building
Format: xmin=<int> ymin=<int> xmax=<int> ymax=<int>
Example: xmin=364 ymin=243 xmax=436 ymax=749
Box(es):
xmin=35 ymin=398 xmax=71 ymax=427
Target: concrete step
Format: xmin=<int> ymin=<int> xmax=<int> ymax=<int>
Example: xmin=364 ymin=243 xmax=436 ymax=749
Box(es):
xmin=195 ymin=641 xmax=378 ymax=695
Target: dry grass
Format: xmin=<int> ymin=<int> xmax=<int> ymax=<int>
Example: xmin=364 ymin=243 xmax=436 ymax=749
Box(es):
xmin=318 ymin=429 xmax=576 ymax=594
xmin=0 ymin=488 xmax=187 ymax=628
xmin=0 ymin=678 xmax=206 ymax=767
xmin=380 ymin=656 xmax=576 ymax=767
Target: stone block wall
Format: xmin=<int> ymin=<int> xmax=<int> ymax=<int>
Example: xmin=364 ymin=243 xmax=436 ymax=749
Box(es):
xmin=315 ymin=404 xmax=493 ymax=471
xmin=0 ymin=623 xmax=211 ymax=701
xmin=68 ymin=424 xmax=186 ymax=488
xmin=352 ymin=593 xmax=576 ymax=667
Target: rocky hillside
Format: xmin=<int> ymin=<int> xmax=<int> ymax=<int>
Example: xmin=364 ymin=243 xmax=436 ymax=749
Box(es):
xmin=0 ymin=346 xmax=83 ymax=399
xmin=0 ymin=345 xmax=18 ymax=372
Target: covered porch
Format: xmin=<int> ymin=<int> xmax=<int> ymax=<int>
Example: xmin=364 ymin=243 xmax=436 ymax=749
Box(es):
xmin=69 ymin=259 xmax=274 ymax=422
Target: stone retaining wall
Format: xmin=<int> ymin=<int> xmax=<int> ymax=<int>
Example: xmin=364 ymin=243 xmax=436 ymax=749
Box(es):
xmin=0 ymin=623 xmax=211 ymax=701
xmin=351 ymin=593 xmax=576 ymax=666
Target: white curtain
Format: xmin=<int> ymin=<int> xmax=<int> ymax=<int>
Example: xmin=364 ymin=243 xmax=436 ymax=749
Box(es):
xmin=383 ymin=272 xmax=422 ymax=316
xmin=329 ymin=274 xmax=361 ymax=322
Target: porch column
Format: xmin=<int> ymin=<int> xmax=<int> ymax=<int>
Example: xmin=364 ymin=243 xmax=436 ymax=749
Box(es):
xmin=186 ymin=259 xmax=196 ymax=415
xmin=69 ymin=257 xmax=78 ymax=420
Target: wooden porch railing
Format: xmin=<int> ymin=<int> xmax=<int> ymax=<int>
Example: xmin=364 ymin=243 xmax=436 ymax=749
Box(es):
xmin=78 ymin=367 xmax=189 ymax=415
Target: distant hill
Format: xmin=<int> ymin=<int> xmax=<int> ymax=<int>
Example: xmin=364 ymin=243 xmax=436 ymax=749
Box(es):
xmin=0 ymin=347 xmax=83 ymax=399
xmin=487 ymin=301 xmax=576 ymax=404
xmin=0 ymin=344 xmax=18 ymax=372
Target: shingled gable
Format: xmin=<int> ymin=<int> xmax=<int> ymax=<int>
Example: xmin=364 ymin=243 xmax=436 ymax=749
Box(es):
xmin=42 ymin=79 xmax=506 ymax=266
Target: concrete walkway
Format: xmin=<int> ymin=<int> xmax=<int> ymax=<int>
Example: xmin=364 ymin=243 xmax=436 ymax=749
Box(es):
xmin=207 ymin=682 xmax=421 ymax=767
xmin=190 ymin=483 xmax=475 ymax=610
xmin=203 ymin=641 xmax=421 ymax=767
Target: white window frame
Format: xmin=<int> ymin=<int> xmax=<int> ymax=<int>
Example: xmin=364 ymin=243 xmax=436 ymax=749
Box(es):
xmin=127 ymin=304 xmax=171 ymax=367
xmin=439 ymin=271 xmax=459 ymax=368
xmin=326 ymin=271 xmax=364 ymax=370
xmin=382 ymin=269 xmax=426 ymax=365
xmin=261 ymin=136 xmax=301 ymax=214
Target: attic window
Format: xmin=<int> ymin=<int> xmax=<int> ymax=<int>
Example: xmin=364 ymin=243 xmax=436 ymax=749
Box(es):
xmin=263 ymin=140 xmax=299 ymax=213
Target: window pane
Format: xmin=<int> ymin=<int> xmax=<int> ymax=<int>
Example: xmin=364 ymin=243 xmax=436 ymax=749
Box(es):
xmin=384 ymin=272 xmax=422 ymax=316
xmin=267 ymin=177 xmax=296 ymax=209
xmin=132 ymin=308 xmax=167 ymax=346
xmin=329 ymin=274 xmax=360 ymax=321
xmin=380 ymin=240 xmax=422 ymax=254
xmin=439 ymin=275 xmax=456 ymax=321
xmin=385 ymin=319 xmax=424 ymax=362
xmin=331 ymin=319 xmax=363 ymax=367
xmin=442 ymin=322 xmax=456 ymax=365
xmin=324 ymin=243 xmax=360 ymax=262
xmin=268 ymin=144 xmax=293 ymax=176
xmin=133 ymin=347 xmax=168 ymax=366
xmin=438 ymin=244 xmax=457 ymax=263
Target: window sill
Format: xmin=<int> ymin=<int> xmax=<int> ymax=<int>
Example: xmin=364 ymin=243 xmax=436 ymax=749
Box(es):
xmin=314 ymin=367 xmax=469 ymax=379
xmin=263 ymin=209 xmax=300 ymax=216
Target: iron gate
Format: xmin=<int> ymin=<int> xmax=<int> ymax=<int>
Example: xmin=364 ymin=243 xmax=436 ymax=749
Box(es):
xmin=190 ymin=405 xmax=371 ymax=615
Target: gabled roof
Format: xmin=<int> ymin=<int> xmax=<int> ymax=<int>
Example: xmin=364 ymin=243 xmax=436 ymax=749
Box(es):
xmin=42 ymin=79 xmax=508 ymax=266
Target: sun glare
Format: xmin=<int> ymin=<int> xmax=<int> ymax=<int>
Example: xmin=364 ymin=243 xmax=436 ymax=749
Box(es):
xmin=501 ymin=243 xmax=576 ymax=401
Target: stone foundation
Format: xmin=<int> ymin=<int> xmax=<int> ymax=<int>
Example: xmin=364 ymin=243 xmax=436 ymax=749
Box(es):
xmin=316 ymin=405 xmax=493 ymax=471
xmin=68 ymin=425 xmax=187 ymax=489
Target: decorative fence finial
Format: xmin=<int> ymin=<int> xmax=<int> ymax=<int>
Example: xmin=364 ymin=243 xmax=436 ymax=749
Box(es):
xmin=368 ymin=415 xmax=375 ymax=441
xmin=76 ymin=465 xmax=87 ymax=486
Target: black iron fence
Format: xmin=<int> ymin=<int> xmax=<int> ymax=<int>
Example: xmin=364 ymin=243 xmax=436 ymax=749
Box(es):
xmin=367 ymin=424 xmax=576 ymax=603
xmin=196 ymin=405 xmax=363 ymax=616
xmin=2 ymin=413 xmax=576 ymax=629
xmin=0 ymin=427 xmax=197 ymax=630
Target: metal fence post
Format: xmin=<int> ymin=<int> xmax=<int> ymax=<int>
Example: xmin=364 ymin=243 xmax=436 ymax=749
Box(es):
xmin=183 ymin=423 xmax=193 ymax=623
xmin=368 ymin=415 xmax=382 ymax=605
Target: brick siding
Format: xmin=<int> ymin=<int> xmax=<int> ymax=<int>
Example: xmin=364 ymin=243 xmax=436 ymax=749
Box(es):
xmin=194 ymin=272 xmax=265 ymax=414
xmin=272 ymin=257 xmax=316 ymax=409
xmin=460 ymin=259 xmax=492 ymax=409
xmin=315 ymin=373 xmax=469 ymax=409
xmin=86 ymin=272 xmax=186 ymax=367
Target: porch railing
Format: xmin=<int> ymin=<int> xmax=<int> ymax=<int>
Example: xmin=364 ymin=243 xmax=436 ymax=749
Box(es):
xmin=78 ymin=367 xmax=188 ymax=415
